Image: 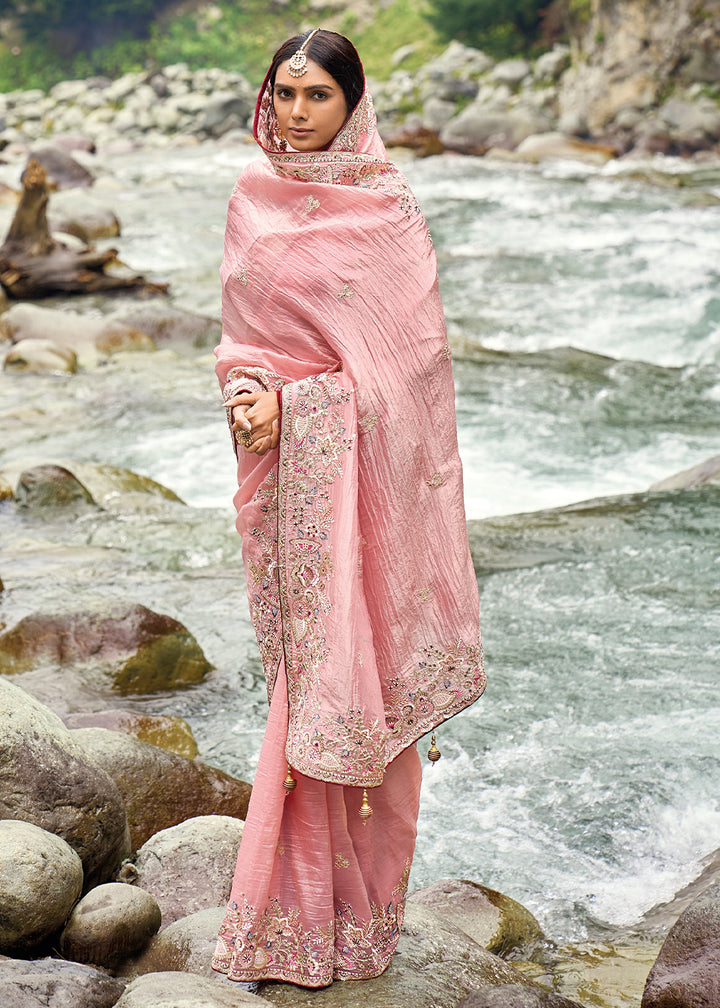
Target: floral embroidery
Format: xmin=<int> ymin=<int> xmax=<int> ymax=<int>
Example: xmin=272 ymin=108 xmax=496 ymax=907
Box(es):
xmin=304 ymin=195 xmax=320 ymax=212
xmin=358 ymin=413 xmax=378 ymax=434
xmin=442 ymin=342 xmax=452 ymax=360
xmin=334 ymin=853 xmax=349 ymax=869
xmin=337 ymin=283 xmax=355 ymax=299
xmin=212 ymin=859 xmax=411 ymax=986
xmin=232 ymin=266 xmax=248 ymax=284
xmin=426 ymin=472 xmax=444 ymax=488
xmin=383 ymin=637 xmax=485 ymax=750
xmin=246 ymin=471 xmax=283 ymax=698
xmin=416 ymin=587 xmax=433 ymax=602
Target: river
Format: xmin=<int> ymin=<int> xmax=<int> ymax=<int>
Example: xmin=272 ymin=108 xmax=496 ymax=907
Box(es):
xmin=1 ymin=140 xmax=719 ymax=951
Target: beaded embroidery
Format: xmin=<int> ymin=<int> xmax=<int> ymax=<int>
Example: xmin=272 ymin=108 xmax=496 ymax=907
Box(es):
xmin=358 ymin=413 xmax=379 ymax=434
xmin=304 ymin=195 xmax=320 ymax=213
xmin=337 ymin=283 xmax=355 ymax=299
xmin=426 ymin=472 xmax=444 ymax=488
xmin=212 ymin=859 xmax=411 ymax=986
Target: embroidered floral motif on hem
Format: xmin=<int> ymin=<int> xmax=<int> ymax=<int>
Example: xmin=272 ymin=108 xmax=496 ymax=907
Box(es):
xmin=304 ymin=195 xmax=320 ymax=212
xmin=425 ymin=472 xmax=444 ymax=487
xmin=212 ymin=860 xmax=410 ymax=987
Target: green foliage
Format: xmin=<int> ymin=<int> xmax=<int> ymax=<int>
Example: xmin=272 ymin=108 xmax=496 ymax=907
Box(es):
xmin=425 ymin=0 xmax=546 ymax=56
xmin=349 ymin=0 xmax=443 ymax=79
xmin=0 ymin=0 xmax=166 ymax=43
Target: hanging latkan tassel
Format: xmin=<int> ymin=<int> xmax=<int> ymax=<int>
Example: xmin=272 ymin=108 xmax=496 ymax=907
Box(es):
xmin=359 ymin=788 xmax=373 ymax=824
xmin=282 ymin=764 xmax=297 ymax=793
xmin=427 ymin=732 xmax=441 ymax=764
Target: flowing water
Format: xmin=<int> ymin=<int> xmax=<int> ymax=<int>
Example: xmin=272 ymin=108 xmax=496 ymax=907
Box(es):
xmin=1 ymin=142 xmax=719 ymax=956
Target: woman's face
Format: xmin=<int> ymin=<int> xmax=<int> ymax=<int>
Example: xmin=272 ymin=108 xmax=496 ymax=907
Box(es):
xmin=273 ymin=58 xmax=349 ymax=151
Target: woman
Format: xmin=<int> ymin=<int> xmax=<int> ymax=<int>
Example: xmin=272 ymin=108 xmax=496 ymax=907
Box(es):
xmin=212 ymin=29 xmax=485 ymax=989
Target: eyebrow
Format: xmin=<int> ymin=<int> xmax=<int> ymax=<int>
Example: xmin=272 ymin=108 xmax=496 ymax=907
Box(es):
xmin=273 ymin=82 xmax=336 ymax=93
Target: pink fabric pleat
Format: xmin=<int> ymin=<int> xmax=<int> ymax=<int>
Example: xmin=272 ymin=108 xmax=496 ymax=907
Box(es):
xmin=212 ymin=662 xmax=421 ymax=987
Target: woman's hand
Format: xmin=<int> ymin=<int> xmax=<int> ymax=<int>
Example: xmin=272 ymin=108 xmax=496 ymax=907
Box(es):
xmin=227 ymin=389 xmax=280 ymax=456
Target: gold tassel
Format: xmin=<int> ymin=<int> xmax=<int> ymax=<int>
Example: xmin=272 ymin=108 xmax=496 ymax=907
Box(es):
xmin=427 ymin=733 xmax=441 ymax=764
xmin=282 ymin=765 xmax=297 ymax=793
xmin=359 ymin=788 xmax=373 ymax=824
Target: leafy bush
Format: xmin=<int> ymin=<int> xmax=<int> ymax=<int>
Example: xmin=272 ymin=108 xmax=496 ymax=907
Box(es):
xmin=424 ymin=0 xmax=546 ymax=56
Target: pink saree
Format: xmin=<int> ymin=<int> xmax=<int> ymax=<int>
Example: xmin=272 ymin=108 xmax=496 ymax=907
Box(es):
xmin=212 ymin=67 xmax=485 ymax=988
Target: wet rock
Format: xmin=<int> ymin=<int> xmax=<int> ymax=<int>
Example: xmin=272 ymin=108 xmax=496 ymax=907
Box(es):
xmin=0 ymin=678 xmax=130 ymax=889
xmin=408 ymin=878 xmax=544 ymax=957
xmin=640 ymin=847 xmax=720 ymax=935
xmin=113 ymin=302 xmax=222 ymax=350
xmin=649 ymin=454 xmax=720 ymax=491
xmin=3 ymin=338 xmax=79 ymax=374
xmin=62 ymin=710 xmax=199 ymax=758
xmin=642 ymin=881 xmax=720 ymax=1008
xmin=0 ymin=601 xmax=210 ymax=692
xmin=441 ymin=105 xmax=551 ymax=154
xmin=515 ymin=132 xmax=616 ymax=164
xmin=134 ymin=815 xmax=244 ymax=925
xmin=0 ymin=820 xmax=83 ymax=954
xmin=386 ymin=125 xmax=445 ymax=157
xmin=60 ymin=882 xmax=161 ymax=969
xmin=259 ymin=904 xmax=541 ymax=1007
xmin=14 ymin=464 xmax=94 ymax=508
xmin=458 ymin=988 xmax=584 ymax=1007
xmin=5 ymin=459 xmax=182 ymax=509
xmin=71 ymin=727 xmax=251 ymax=849
xmin=27 ymin=145 xmax=95 ymax=188
xmin=115 ymin=971 xmax=269 ymax=1006
xmin=0 ymin=956 xmax=125 ymax=1008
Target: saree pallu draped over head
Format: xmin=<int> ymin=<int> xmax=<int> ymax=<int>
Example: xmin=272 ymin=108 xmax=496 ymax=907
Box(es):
xmin=216 ymin=72 xmax=485 ymax=794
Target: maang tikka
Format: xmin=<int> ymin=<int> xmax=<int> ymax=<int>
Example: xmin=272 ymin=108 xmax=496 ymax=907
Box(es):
xmin=287 ymin=28 xmax=320 ymax=77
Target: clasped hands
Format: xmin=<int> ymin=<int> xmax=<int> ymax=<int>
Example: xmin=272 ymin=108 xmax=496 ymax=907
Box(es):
xmin=228 ymin=390 xmax=280 ymax=456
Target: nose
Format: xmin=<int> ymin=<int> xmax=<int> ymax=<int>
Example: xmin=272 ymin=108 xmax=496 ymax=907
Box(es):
xmin=290 ymin=94 xmax=308 ymax=121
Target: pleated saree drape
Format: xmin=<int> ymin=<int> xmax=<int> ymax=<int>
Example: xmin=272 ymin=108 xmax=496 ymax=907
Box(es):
xmin=212 ymin=66 xmax=485 ymax=988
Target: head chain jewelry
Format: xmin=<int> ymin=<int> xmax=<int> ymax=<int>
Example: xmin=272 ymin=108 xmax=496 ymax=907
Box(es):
xmin=287 ymin=29 xmax=320 ymax=77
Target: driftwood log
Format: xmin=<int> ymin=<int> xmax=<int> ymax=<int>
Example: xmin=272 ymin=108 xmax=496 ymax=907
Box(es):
xmin=0 ymin=160 xmax=168 ymax=299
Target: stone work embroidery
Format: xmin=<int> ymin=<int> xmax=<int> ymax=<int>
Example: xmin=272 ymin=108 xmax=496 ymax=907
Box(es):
xmin=232 ymin=266 xmax=248 ymax=284
xmin=425 ymin=472 xmax=444 ymax=488
xmin=212 ymin=860 xmax=411 ymax=986
xmin=246 ymin=470 xmax=283 ymax=700
xmin=415 ymin=587 xmax=433 ymax=602
xmin=337 ymin=283 xmax=355 ymax=299
xmin=358 ymin=413 xmax=379 ymax=434
xmin=334 ymin=853 xmax=350 ymax=869
xmin=304 ymin=195 xmax=320 ymax=213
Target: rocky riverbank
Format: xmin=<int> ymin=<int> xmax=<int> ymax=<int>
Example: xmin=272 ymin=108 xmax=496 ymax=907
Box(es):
xmin=1 ymin=36 xmax=719 ymax=165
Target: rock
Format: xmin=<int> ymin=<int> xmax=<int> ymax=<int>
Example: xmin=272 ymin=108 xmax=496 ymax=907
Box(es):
xmin=0 ymin=678 xmax=130 ymax=889
xmin=49 ymin=190 xmax=121 ymax=242
xmin=441 ymin=105 xmax=552 ymax=154
xmin=5 ymin=459 xmax=182 ymax=509
xmin=642 ymin=881 xmax=720 ymax=1007
xmin=534 ymin=46 xmax=572 ymax=83
xmin=123 ymin=906 xmax=225 ymax=977
xmin=0 ymin=820 xmax=83 ymax=954
xmin=491 ymin=59 xmax=532 ymax=87
xmin=260 ymin=904 xmax=545 ymax=1007
xmin=0 ymin=956 xmax=125 ymax=1008
xmin=0 ymin=303 xmax=156 ymax=367
xmin=458 ymin=988 xmax=584 ymax=1007
xmin=649 ymin=454 xmax=720 ymax=491
xmin=515 ymin=132 xmax=616 ymax=164
xmin=60 ymin=882 xmax=161 ymax=969
xmin=111 ymin=302 xmax=221 ymax=350
xmin=115 ymin=971 xmax=268 ymax=1006
xmin=408 ymin=878 xmax=544 ymax=957
xmin=27 ymin=145 xmax=95 ymax=188
xmin=199 ymin=92 xmax=255 ymax=138
xmin=4 ymin=338 xmax=79 ymax=374
xmin=420 ymin=97 xmax=459 ymax=133
xmin=134 ymin=815 xmax=244 ymax=926
xmin=386 ymin=125 xmax=445 ymax=157
xmin=71 ymin=727 xmax=251 ymax=849
xmin=62 ymin=710 xmax=199 ymax=758
xmin=640 ymin=847 xmax=720 ymax=935
xmin=14 ymin=464 xmax=94 ymax=508
xmin=0 ymin=602 xmax=209 ymax=692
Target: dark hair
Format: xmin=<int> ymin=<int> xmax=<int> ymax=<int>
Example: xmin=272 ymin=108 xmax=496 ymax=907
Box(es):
xmin=268 ymin=30 xmax=364 ymax=114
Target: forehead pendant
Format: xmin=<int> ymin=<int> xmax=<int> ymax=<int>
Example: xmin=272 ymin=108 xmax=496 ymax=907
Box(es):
xmin=287 ymin=28 xmax=319 ymax=77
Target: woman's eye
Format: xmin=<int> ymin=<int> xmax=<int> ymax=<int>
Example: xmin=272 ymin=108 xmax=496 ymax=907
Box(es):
xmin=313 ymin=91 xmax=327 ymax=100
xmin=276 ymin=89 xmax=292 ymax=99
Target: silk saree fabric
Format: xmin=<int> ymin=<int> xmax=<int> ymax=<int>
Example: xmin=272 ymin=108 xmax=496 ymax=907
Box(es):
xmin=213 ymin=63 xmax=485 ymax=987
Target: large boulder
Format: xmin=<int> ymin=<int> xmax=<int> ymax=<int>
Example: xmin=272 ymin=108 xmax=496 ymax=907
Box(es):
xmin=122 ymin=906 xmax=225 ymax=977
xmin=408 ymin=878 xmax=544 ymax=957
xmin=0 ymin=956 xmax=125 ymax=1008
xmin=71 ymin=727 xmax=251 ymax=849
xmin=63 ymin=709 xmax=199 ymax=758
xmin=49 ymin=190 xmax=121 ymax=242
xmin=649 ymin=454 xmax=720 ymax=492
xmin=0 ymin=601 xmax=210 ymax=693
xmin=0 ymin=820 xmax=83 ymax=954
xmin=115 ymin=971 xmax=268 ymax=1006
xmin=14 ymin=464 xmax=95 ymax=509
xmin=0 ymin=678 xmax=130 ymax=888
xmin=642 ymin=881 xmax=720 ymax=1008
xmin=27 ymin=145 xmax=95 ymax=188
xmin=6 ymin=459 xmax=183 ymax=510
xmin=458 ymin=988 xmax=584 ymax=1007
xmin=441 ymin=104 xmax=552 ymax=154
xmin=133 ymin=815 xmax=245 ymax=925
xmin=60 ymin=882 xmax=161 ymax=970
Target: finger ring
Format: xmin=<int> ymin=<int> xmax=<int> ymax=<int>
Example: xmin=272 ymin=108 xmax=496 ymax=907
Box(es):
xmin=240 ymin=429 xmax=252 ymax=446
